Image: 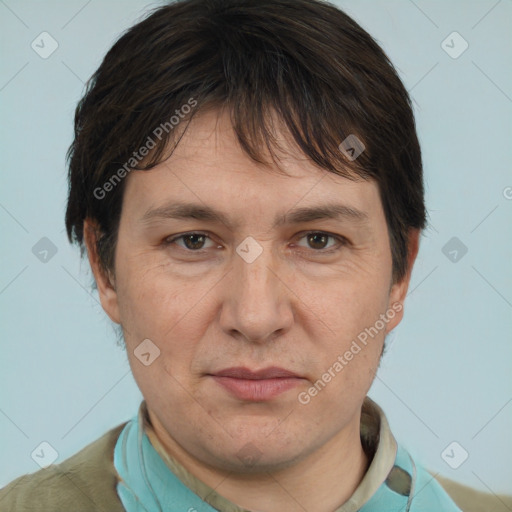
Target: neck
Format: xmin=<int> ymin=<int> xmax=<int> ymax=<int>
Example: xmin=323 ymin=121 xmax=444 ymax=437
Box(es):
xmin=149 ymin=411 xmax=369 ymax=512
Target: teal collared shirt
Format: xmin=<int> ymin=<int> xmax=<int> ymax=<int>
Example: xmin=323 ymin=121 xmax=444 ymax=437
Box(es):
xmin=113 ymin=398 xmax=462 ymax=511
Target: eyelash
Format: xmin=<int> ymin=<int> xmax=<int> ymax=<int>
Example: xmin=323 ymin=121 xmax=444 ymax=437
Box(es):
xmin=163 ymin=231 xmax=347 ymax=255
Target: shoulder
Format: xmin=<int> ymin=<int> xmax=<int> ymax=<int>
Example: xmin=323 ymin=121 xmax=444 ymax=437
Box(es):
xmin=434 ymin=473 xmax=512 ymax=512
xmin=386 ymin=445 xmax=462 ymax=511
xmin=0 ymin=422 xmax=127 ymax=512
xmin=404 ymin=453 xmax=512 ymax=512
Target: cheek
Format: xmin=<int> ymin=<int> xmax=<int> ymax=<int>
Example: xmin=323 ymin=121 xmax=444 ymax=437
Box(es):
xmin=116 ymin=249 xmax=175 ymax=317
xmin=114 ymin=255 xmax=219 ymax=369
xmin=114 ymin=262 xmax=207 ymax=407
xmin=302 ymin=273 xmax=390 ymax=392
xmin=116 ymin=278 xmax=177 ymax=340
xmin=310 ymin=271 xmax=390 ymax=341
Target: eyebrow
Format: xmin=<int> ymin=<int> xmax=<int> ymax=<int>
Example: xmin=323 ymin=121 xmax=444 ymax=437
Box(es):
xmin=139 ymin=201 xmax=369 ymax=230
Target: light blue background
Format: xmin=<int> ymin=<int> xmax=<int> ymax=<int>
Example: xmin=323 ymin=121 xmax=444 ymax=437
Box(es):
xmin=1 ymin=0 xmax=511 ymax=497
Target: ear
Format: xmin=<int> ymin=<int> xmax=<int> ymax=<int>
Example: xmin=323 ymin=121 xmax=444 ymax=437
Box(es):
xmin=385 ymin=228 xmax=421 ymax=333
xmin=83 ymin=219 xmax=121 ymax=324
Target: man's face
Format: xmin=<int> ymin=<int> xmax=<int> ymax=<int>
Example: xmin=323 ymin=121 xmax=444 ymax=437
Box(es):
xmin=90 ymin=109 xmax=412 ymax=472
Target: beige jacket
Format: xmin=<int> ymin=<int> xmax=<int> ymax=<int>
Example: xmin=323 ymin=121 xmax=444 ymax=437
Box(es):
xmin=1 ymin=421 xmax=510 ymax=512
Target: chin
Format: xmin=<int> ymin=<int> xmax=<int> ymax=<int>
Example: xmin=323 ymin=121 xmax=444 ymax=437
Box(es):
xmin=198 ymin=428 xmax=310 ymax=474
xmin=210 ymin=445 xmax=304 ymax=475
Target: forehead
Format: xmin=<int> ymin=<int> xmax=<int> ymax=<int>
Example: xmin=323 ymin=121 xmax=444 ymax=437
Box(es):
xmin=122 ymin=109 xmax=384 ymax=228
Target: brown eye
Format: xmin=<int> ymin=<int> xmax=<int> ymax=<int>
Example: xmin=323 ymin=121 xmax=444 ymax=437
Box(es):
xmin=181 ymin=233 xmax=207 ymax=250
xmin=165 ymin=232 xmax=215 ymax=251
xmin=295 ymin=232 xmax=346 ymax=253
xmin=306 ymin=233 xmax=329 ymax=250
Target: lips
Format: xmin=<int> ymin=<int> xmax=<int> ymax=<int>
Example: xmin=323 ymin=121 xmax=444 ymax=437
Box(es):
xmin=214 ymin=366 xmax=301 ymax=379
xmin=210 ymin=366 xmax=304 ymax=401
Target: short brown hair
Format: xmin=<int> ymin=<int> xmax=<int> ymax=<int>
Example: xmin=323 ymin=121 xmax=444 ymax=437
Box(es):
xmin=65 ymin=0 xmax=427 ymax=284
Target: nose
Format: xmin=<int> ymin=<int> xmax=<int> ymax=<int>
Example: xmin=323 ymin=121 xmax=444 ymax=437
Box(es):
xmin=218 ymin=241 xmax=294 ymax=344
